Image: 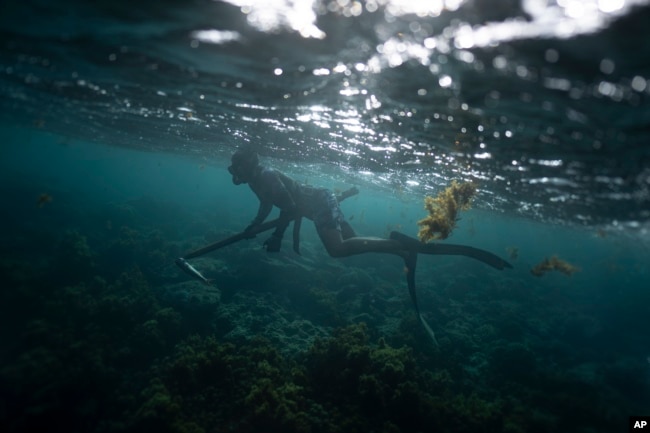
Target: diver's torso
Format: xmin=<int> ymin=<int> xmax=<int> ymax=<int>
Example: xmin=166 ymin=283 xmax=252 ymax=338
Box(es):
xmin=249 ymin=168 xmax=330 ymax=219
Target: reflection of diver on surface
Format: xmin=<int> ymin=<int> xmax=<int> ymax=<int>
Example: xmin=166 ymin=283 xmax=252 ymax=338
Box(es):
xmin=176 ymin=146 xmax=512 ymax=345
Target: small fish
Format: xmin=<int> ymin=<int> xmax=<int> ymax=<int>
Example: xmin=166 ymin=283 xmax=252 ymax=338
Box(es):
xmin=175 ymin=258 xmax=211 ymax=285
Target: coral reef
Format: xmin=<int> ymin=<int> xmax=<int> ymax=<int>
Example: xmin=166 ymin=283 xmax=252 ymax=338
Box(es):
xmin=51 ymin=229 xmax=96 ymax=283
xmin=530 ymin=255 xmax=580 ymax=277
xmin=0 ymin=192 xmax=644 ymax=433
xmin=417 ymin=181 xmax=477 ymax=242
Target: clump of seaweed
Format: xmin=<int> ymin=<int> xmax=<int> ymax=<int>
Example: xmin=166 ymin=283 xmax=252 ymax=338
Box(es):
xmin=530 ymin=255 xmax=580 ymax=277
xmin=417 ymin=180 xmax=477 ymax=242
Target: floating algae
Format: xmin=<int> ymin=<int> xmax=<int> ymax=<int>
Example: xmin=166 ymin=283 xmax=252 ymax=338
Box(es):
xmin=530 ymin=255 xmax=580 ymax=277
xmin=417 ymin=180 xmax=477 ymax=242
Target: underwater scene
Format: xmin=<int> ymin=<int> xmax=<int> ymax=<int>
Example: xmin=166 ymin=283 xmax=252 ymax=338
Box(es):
xmin=1 ymin=1 xmax=650 ymax=432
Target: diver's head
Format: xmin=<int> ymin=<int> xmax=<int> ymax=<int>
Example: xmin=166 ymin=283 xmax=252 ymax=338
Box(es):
xmin=228 ymin=147 xmax=260 ymax=185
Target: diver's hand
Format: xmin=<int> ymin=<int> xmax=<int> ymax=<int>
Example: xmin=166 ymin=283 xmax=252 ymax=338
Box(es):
xmin=263 ymin=234 xmax=282 ymax=252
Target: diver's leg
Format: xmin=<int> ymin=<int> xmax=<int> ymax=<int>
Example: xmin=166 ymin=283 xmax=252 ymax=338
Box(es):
xmin=317 ymin=227 xmax=405 ymax=258
xmin=341 ymin=220 xmax=356 ymax=239
xmin=390 ymin=231 xmax=512 ymax=270
xmin=315 ymin=190 xmax=404 ymax=258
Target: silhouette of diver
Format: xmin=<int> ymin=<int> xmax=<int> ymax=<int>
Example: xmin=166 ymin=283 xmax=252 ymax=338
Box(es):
xmin=228 ymin=146 xmax=413 ymax=261
xmin=176 ymin=147 xmax=509 ymax=345
xmin=223 ymin=146 xmax=511 ymax=345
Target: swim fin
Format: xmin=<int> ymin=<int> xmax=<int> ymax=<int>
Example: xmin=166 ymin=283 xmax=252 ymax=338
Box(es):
xmin=390 ymin=231 xmax=512 ymax=270
xmin=392 ymin=231 xmax=512 ymax=346
xmin=404 ymin=250 xmax=439 ymax=346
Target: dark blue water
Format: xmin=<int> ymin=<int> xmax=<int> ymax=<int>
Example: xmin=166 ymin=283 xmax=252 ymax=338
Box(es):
xmin=1 ymin=1 xmax=649 ymax=432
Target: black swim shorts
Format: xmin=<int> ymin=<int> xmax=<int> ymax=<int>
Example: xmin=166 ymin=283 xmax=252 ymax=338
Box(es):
xmin=312 ymin=189 xmax=344 ymax=231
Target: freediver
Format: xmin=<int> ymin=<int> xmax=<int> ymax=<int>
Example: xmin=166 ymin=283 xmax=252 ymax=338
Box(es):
xmin=227 ymin=146 xmax=415 ymax=264
xmin=176 ymin=146 xmax=511 ymax=344
xmin=225 ymin=146 xmax=509 ymax=345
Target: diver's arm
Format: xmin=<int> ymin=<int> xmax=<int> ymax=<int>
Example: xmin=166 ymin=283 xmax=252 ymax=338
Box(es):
xmin=271 ymin=209 xmax=293 ymax=237
xmin=249 ymin=201 xmax=273 ymax=227
xmin=262 ymin=208 xmax=292 ymax=252
xmin=270 ymin=172 xmax=299 ymax=239
xmin=243 ymin=201 xmax=272 ymax=238
xmin=254 ymin=170 xmax=295 ymax=236
xmin=258 ymin=170 xmax=299 ymax=251
xmin=246 ymin=170 xmax=277 ymax=230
